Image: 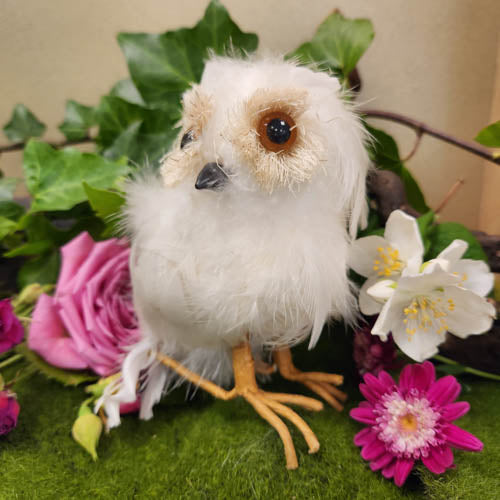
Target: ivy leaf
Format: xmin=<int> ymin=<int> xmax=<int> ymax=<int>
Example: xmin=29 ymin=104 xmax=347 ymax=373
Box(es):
xmin=0 ymin=201 xmax=25 ymax=221
xmin=417 ymin=210 xmax=435 ymax=254
xmin=109 ymin=79 xmax=146 ymax=106
xmin=96 ymin=96 xmax=179 ymax=165
xmin=427 ymin=222 xmax=487 ymax=261
xmin=118 ymin=0 xmax=258 ymax=108
xmin=0 ymin=217 xmax=18 ymax=240
xmin=58 ymin=100 xmax=96 ymax=141
xmin=475 ymin=120 xmax=500 ymax=148
xmin=0 ymin=178 xmax=20 ymax=201
xmin=17 ymin=250 xmax=61 ymax=288
xmin=288 ymin=11 xmax=374 ymax=83
xmin=83 ymin=183 xmax=125 ymax=220
xmin=23 ymin=140 xmax=129 ymax=213
xmin=3 ymin=104 xmax=46 ymax=142
xmin=15 ymin=343 xmax=98 ymax=386
xmin=366 ymin=125 xmax=429 ymax=213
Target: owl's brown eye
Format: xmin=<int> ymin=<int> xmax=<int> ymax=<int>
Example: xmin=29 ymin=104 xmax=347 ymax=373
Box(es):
xmin=180 ymin=130 xmax=195 ymax=149
xmin=257 ymin=111 xmax=297 ymax=153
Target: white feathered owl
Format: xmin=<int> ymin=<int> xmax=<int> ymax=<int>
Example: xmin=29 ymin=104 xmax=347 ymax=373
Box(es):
xmin=100 ymin=55 xmax=370 ymax=469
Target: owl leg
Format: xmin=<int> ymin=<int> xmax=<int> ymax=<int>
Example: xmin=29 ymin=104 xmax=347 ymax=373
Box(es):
xmin=273 ymin=348 xmax=348 ymax=411
xmin=157 ymin=341 xmax=323 ymax=469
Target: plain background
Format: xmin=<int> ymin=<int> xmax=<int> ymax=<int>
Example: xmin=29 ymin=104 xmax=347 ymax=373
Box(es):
xmin=1 ymin=0 xmax=499 ymax=232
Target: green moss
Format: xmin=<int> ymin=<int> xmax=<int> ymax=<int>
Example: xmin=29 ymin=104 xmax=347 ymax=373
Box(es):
xmin=1 ymin=333 xmax=499 ymax=499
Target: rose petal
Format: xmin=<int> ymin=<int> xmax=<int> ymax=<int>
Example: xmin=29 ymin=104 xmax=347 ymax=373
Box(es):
xmin=443 ymin=424 xmax=483 ymax=451
xmin=394 ymin=458 xmax=414 ymax=487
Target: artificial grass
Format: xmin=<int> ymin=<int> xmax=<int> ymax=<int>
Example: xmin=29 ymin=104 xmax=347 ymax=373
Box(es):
xmin=1 ymin=331 xmax=499 ymax=499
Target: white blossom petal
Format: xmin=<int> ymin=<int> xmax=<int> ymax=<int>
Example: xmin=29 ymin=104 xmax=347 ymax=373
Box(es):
xmin=436 ymin=239 xmax=468 ymax=264
xmin=391 ymin=322 xmax=442 ymax=362
xmin=449 ymin=259 xmax=494 ymax=297
xmin=371 ymin=294 xmax=406 ymax=341
xmin=349 ymin=235 xmax=388 ymax=277
xmin=397 ymin=264 xmax=461 ymax=295
xmin=366 ymin=279 xmax=397 ymax=302
xmin=359 ymin=277 xmax=384 ymax=315
xmin=384 ymin=210 xmax=424 ymax=272
xmin=444 ymin=286 xmax=495 ymax=338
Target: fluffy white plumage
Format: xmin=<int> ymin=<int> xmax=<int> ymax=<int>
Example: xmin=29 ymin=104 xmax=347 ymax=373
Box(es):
xmin=100 ymin=55 xmax=370 ymax=426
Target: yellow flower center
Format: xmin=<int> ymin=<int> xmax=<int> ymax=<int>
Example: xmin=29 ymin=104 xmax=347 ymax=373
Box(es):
xmin=373 ymin=246 xmax=403 ymax=277
xmin=399 ymin=413 xmax=418 ymax=433
xmin=402 ymin=295 xmax=454 ymax=339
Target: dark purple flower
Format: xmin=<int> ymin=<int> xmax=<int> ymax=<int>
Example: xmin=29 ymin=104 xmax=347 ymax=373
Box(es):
xmin=350 ymin=361 xmax=483 ymax=487
xmin=0 ymin=390 xmax=20 ymax=436
xmin=353 ymin=321 xmax=398 ymax=376
xmin=0 ymin=299 xmax=24 ymax=354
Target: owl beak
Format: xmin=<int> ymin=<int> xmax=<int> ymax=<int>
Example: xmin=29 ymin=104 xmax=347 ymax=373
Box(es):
xmin=195 ymin=162 xmax=228 ymax=191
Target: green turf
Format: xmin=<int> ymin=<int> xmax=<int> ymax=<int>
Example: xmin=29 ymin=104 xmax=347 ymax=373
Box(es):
xmin=1 ymin=331 xmax=499 ymax=499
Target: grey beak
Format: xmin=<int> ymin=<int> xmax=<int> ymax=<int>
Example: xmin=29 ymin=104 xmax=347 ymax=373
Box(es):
xmin=195 ymin=162 xmax=228 ymax=191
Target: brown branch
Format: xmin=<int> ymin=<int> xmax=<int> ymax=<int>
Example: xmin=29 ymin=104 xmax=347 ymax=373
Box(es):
xmin=401 ymin=129 xmax=423 ymax=162
xmin=0 ymin=136 xmax=94 ymax=154
xmin=362 ymin=109 xmax=500 ymax=165
xmin=434 ymin=178 xmax=465 ymax=214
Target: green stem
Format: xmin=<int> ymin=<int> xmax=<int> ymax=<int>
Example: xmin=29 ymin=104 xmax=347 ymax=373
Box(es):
xmin=434 ymin=354 xmax=500 ymax=382
xmin=0 ymin=353 xmax=23 ymax=370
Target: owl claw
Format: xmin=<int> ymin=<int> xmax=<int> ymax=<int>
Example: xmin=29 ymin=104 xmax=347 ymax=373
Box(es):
xmin=273 ymin=348 xmax=347 ymax=411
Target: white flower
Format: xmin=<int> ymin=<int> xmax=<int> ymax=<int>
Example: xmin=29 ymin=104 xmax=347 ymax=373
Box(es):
xmin=427 ymin=239 xmax=494 ymax=297
xmin=349 ymin=210 xmax=424 ymax=315
xmin=367 ymin=262 xmax=496 ymax=362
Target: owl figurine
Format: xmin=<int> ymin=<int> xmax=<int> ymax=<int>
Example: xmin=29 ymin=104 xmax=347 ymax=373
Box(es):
xmin=100 ymin=55 xmax=370 ymax=469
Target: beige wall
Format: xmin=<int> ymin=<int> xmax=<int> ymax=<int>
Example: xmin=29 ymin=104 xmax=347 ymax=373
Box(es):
xmin=1 ymin=0 xmax=499 ymax=230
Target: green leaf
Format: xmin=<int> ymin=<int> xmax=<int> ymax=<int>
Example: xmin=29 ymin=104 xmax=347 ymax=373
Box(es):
xmin=15 ymin=343 xmax=97 ymax=386
xmin=23 ymin=140 xmax=129 ymax=213
xmin=366 ymin=125 xmax=429 ymax=213
xmin=288 ymin=11 xmax=374 ymax=83
xmin=0 ymin=217 xmax=18 ymax=240
xmin=83 ymin=183 xmax=125 ymax=220
xmin=72 ymin=412 xmax=103 ymax=460
xmin=3 ymin=104 xmax=46 ymax=142
xmin=475 ymin=120 xmax=500 ymax=148
xmin=427 ymin=222 xmax=488 ymax=261
xmin=58 ymin=100 xmax=96 ymax=141
xmin=0 ymin=178 xmax=20 ymax=201
xmin=96 ymin=96 xmax=179 ymax=165
xmin=109 ymin=79 xmax=146 ymax=106
xmin=4 ymin=240 xmax=53 ymax=257
xmin=17 ymin=250 xmax=61 ymax=288
xmin=118 ymin=0 xmax=258 ymax=108
xmin=0 ymin=201 xmax=25 ymax=221
xmin=417 ymin=210 xmax=435 ymax=254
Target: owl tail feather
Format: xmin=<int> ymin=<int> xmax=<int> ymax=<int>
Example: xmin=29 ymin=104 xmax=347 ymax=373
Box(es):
xmin=95 ymin=338 xmax=167 ymax=429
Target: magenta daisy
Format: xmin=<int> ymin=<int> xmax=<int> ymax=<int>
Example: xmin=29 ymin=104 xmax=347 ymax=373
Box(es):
xmin=350 ymin=361 xmax=483 ymax=487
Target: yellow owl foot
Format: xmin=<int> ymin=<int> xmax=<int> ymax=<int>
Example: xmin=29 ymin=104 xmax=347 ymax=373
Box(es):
xmin=157 ymin=341 xmax=324 ymax=469
xmin=273 ymin=347 xmax=347 ymax=411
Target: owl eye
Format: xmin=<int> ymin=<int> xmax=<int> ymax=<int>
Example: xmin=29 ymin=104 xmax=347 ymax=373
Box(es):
xmin=180 ymin=130 xmax=195 ymax=149
xmin=257 ymin=111 xmax=297 ymax=152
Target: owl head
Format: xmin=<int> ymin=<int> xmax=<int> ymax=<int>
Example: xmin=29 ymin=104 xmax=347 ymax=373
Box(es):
xmin=160 ymin=55 xmax=370 ymax=237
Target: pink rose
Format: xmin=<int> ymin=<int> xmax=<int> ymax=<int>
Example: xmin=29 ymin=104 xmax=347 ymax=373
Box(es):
xmin=0 ymin=391 xmax=20 ymax=436
xmin=29 ymin=232 xmax=140 ymax=376
xmin=0 ymin=299 xmax=24 ymax=354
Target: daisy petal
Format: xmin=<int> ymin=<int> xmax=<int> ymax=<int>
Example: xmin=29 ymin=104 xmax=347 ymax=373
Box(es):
xmin=422 ymin=452 xmax=446 ymax=474
xmin=370 ymin=452 xmax=394 ymax=471
xmin=394 ymin=458 xmax=415 ymax=487
xmin=354 ymin=428 xmax=377 ymax=447
xmin=349 ymin=235 xmax=388 ymax=277
xmin=361 ymin=438 xmax=386 ymax=461
xmin=378 ymin=370 xmax=396 ymax=390
xmin=441 ymin=401 xmax=470 ymax=421
xmin=359 ymin=383 xmax=379 ymax=405
xmin=432 ymin=446 xmax=454 ymax=469
xmin=428 ymin=376 xmax=461 ymax=406
xmin=444 ymin=424 xmax=483 ymax=451
xmin=363 ymin=373 xmax=390 ymax=397
xmin=382 ymin=461 xmax=396 ymax=479
xmin=350 ymin=406 xmax=376 ymax=424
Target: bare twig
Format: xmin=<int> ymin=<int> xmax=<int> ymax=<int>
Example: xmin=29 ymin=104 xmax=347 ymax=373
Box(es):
xmin=435 ymin=178 xmax=465 ymax=214
xmin=401 ymin=129 xmax=423 ymax=162
xmin=0 ymin=136 xmax=94 ymax=154
xmin=362 ymin=109 xmax=500 ymax=165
